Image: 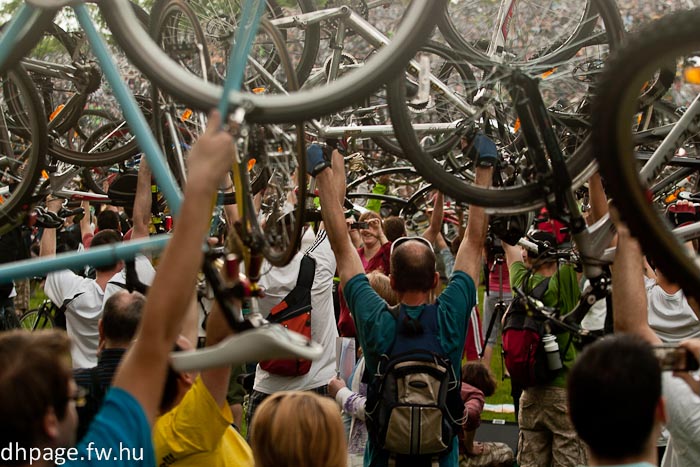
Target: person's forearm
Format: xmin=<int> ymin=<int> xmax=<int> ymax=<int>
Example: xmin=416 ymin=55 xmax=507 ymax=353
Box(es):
xmin=317 ymin=168 xmax=364 ymax=285
xmin=612 ymin=227 xmax=658 ymax=343
xmin=454 ymin=167 xmax=492 ymax=280
xmin=40 ymin=227 xmax=56 ymax=257
xmin=202 ymin=301 xmax=237 ymax=407
xmin=423 ymin=192 xmax=444 ymax=244
xmin=80 ymin=201 xmax=93 ymax=237
xmin=588 ymin=173 xmax=608 ymax=224
xmin=132 ymin=158 xmax=152 ymax=239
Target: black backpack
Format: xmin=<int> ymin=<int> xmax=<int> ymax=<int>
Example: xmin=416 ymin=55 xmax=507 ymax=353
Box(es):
xmin=365 ymin=303 xmax=464 ymax=466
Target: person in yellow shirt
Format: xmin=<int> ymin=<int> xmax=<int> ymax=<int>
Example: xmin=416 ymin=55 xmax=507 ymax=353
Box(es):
xmin=152 ymin=301 xmax=254 ymax=467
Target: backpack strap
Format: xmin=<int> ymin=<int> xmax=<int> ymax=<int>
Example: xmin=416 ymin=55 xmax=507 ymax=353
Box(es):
xmin=267 ymin=254 xmax=316 ymax=323
xmin=107 ymin=259 xmax=148 ymax=294
xmin=529 ymin=276 xmax=551 ymax=301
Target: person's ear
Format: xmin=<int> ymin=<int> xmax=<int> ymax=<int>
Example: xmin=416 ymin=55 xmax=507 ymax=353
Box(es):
xmin=389 ymin=274 xmax=397 ymax=291
xmin=43 ymin=406 xmax=60 ymax=441
xmin=432 ymin=272 xmax=439 ymax=289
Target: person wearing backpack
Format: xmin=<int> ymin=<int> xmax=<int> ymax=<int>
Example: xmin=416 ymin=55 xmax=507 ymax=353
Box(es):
xmin=501 ymin=230 xmax=585 ymax=467
xmin=311 ymin=134 xmax=496 ymax=467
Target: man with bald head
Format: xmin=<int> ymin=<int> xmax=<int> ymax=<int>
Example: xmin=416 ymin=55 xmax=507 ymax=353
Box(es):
xmin=309 ymin=136 xmax=497 ymax=467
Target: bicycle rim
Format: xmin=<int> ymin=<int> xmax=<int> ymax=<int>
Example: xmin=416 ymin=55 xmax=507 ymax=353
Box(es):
xmin=0 ymin=67 xmax=46 ymax=230
xmin=102 ymin=0 xmax=444 ymax=123
xmin=386 ymin=0 xmax=622 ymax=211
xmin=439 ymin=0 xmax=606 ymax=68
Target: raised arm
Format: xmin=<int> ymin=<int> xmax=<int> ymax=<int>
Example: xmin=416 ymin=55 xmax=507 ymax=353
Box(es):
xmin=612 ymin=219 xmax=660 ymax=345
xmin=588 ymin=172 xmax=609 ymax=225
xmin=113 ymin=112 xmax=234 ymax=425
xmin=423 ymin=191 xmax=444 ymax=244
xmin=40 ymin=198 xmax=64 ymax=257
xmin=80 ymin=200 xmax=93 ymax=241
xmin=131 ymin=158 xmax=152 ymax=240
xmin=309 ymin=144 xmax=364 ymax=288
xmin=200 ymin=299 xmax=238 ymax=407
xmin=453 ymin=166 xmax=493 ymax=284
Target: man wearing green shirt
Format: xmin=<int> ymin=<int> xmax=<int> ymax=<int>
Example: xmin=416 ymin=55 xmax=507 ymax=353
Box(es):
xmin=502 ymin=230 xmax=586 ymax=467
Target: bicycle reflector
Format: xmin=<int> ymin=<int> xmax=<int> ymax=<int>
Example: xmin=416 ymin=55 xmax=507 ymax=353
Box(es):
xmin=684 ymin=66 xmax=700 ymax=84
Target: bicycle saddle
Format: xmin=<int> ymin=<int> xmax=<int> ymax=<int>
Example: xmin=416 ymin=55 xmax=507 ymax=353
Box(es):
xmin=170 ymin=323 xmax=323 ymax=372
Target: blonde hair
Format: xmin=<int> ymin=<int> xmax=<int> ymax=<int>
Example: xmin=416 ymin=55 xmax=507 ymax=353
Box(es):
xmin=250 ymin=391 xmax=347 ymax=467
xmin=366 ymin=270 xmax=398 ymax=306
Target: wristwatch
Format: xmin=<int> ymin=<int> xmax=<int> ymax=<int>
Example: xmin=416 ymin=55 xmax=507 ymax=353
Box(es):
xmin=310 ymin=159 xmax=332 ymax=176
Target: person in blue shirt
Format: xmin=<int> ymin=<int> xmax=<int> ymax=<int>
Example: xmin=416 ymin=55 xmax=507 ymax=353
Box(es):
xmin=0 ymin=111 xmax=236 ymax=467
xmin=309 ymin=136 xmax=495 ymax=467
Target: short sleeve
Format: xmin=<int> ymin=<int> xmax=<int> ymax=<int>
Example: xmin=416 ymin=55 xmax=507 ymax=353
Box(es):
xmin=72 ymin=388 xmax=155 ymax=466
xmin=45 ymin=270 xmax=85 ymax=307
xmin=509 ymin=261 xmax=528 ymax=289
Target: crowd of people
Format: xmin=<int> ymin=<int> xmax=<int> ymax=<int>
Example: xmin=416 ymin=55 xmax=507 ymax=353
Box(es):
xmin=1 ymin=2 xmax=700 ymax=467
xmin=0 ymin=113 xmax=697 ymax=467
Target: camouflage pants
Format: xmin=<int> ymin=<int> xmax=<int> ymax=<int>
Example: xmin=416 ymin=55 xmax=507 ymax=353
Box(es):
xmin=517 ymin=386 xmax=587 ymax=467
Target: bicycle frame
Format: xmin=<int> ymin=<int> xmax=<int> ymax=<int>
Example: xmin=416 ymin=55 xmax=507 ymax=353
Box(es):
xmin=270 ymin=6 xmax=477 ymax=140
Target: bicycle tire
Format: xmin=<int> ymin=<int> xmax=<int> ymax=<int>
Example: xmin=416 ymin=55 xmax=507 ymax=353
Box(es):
xmin=101 ymin=0 xmax=444 ymax=124
xmin=368 ymin=40 xmax=476 ymax=158
xmin=19 ymin=308 xmax=54 ymax=331
xmin=592 ymin=7 xmax=700 ymax=296
xmin=385 ymin=0 xmax=623 ymax=211
xmin=438 ymin=0 xmax=606 ymax=68
xmin=236 ymin=18 xmax=306 ymax=267
xmin=0 ymin=67 xmax=47 ymax=230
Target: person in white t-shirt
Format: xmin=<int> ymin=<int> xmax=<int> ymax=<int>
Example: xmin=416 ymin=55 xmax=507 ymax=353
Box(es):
xmin=245 ymin=147 xmax=345 ymax=431
xmin=41 ymin=160 xmax=154 ymax=368
xmin=246 ymin=227 xmax=339 ymax=428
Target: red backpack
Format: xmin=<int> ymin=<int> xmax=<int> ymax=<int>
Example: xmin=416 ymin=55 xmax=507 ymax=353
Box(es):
xmin=502 ymin=277 xmax=556 ymax=388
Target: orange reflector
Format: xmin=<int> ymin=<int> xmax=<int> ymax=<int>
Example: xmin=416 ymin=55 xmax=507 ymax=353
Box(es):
xmin=248 ymin=159 xmax=256 ymax=171
xmin=181 ymin=109 xmax=193 ymax=122
xmin=41 ymin=170 xmax=49 ymax=180
xmin=252 ymin=87 xmax=266 ymax=94
xmin=49 ymin=104 xmax=65 ymax=121
xmin=684 ymin=67 xmax=700 ymax=84
xmin=541 ymin=68 xmax=556 ymax=79
xmin=665 ymin=193 xmax=677 ymax=204
xmin=514 ymin=118 xmax=521 ymax=133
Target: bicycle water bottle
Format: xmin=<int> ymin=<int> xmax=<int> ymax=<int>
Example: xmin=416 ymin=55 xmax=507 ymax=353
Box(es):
xmin=542 ymin=334 xmax=562 ymax=371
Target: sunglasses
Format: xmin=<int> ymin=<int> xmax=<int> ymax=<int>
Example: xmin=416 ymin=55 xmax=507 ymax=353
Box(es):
xmin=390 ymin=236 xmax=435 ymax=256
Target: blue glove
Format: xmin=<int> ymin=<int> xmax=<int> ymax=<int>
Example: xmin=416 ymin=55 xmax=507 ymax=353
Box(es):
xmin=473 ymin=133 xmax=499 ymax=167
xmin=307 ymin=143 xmax=331 ymax=176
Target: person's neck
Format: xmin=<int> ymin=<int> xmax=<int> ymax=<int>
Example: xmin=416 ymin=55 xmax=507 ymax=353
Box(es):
xmin=95 ymin=269 xmax=119 ymax=291
xmin=533 ymin=261 xmax=558 ymax=277
xmin=590 ymin=435 xmax=657 ymax=466
xmin=363 ymin=242 xmax=380 ymax=258
xmin=399 ymin=290 xmax=431 ymax=306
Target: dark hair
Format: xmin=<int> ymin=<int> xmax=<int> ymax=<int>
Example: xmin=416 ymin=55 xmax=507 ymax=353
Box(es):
xmin=0 ymin=330 xmax=72 ymax=462
xmin=90 ymin=229 xmax=122 ymax=272
xmin=568 ymin=334 xmax=661 ymax=460
xmin=102 ymin=291 xmax=145 ymax=344
xmin=383 ymin=216 xmax=407 ymax=242
xmin=97 ymin=210 xmax=121 ymax=232
xmin=390 ymin=240 xmax=436 ymax=293
xmin=461 ymin=361 xmax=497 ymax=397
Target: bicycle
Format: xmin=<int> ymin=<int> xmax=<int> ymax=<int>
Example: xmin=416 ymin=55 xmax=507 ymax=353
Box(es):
xmin=592 ymin=6 xmax=700 ymax=300
xmin=0 ymin=0 xmax=444 ymax=370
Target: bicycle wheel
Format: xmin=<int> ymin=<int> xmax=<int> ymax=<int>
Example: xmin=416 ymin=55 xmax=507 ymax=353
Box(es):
xmin=386 ymin=0 xmax=623 ymax=211
xmin=592 ymin=7 xmax=700 ymax=296
xmin=367 ymin=41 xmax=476 ymax=158
xmin=102 ymin=0 xmax=444 ymax=123
xmin=19 ymin=308 xmax=54 ymax=331
xmin=0 ymin=67 xmax=46 ymax=230
xmin=185 ymin=0 xmax=320 ymax=85
xmin=439 ymin=0 xmax=606 ymax=68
